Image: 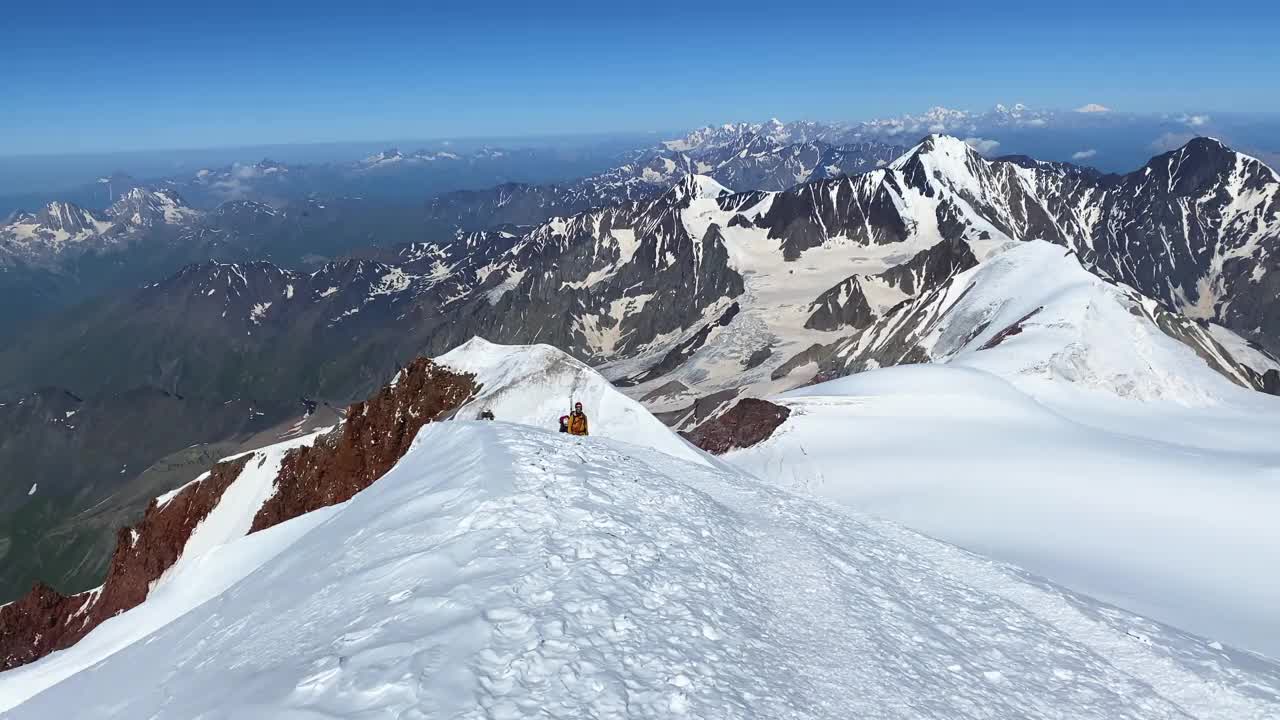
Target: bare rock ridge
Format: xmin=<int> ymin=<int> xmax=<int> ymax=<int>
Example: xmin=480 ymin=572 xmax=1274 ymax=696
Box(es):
xmin=0 ymin=358 xmax=476 ymax=672
xmin=251 ymin=358 xmax=477 ymax=532
xmin=681 ymin=398 xmax=791 ymax=455
xmin=0 ymin=456 xmax=250 ymax=670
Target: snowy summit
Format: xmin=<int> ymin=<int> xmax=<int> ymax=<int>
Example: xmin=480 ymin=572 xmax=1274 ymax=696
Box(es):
xmin=0 ymin=340 xmax=1277 ymax=719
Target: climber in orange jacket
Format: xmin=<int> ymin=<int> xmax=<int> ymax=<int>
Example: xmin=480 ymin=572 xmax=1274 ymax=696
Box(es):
xmin=567 ymin=402 xmax=589 ymax=436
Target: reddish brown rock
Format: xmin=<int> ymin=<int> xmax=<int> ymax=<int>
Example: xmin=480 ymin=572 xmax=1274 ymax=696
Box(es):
xmin=0 ymin=356 xmax=475 ymax=672
xmin=681 ymin=398 xmax=791 ymax=455
xmin=0 ymin=455 xmax=250 ymax=671
xmin=0 ymin=582 xmax=95 ymax=670
xmin=251 ymin=358 xmax=475 ymax=532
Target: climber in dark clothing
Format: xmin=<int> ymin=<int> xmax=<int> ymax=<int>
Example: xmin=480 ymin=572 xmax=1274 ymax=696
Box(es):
xmin=559 ymin=415 xmax=570 ymax=433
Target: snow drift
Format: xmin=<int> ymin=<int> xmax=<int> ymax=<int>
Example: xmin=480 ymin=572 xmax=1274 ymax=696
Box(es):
xmin=727 ymin=361 xmax=1280 ymax=659
xmin=8 ymin=422 xmax=1279 ymax=719
xmin=724 ymin=240 xmax=1280 ymax=657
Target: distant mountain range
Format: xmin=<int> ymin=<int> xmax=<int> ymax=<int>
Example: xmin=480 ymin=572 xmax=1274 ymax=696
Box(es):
xmin=425 ymin=130 xmax=907 ymax=231
xmin=1 ymin=126 xmax=1277 ymax=606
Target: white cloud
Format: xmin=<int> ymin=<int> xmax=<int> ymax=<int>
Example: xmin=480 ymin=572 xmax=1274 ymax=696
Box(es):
xmin=963 ymin=137 xmax=1001 ymax=155
xmin=1071 ymin=149 xmax=1098 ymax=161
xmin=1075 ymin=103 xmax=1112 ymax=113
xmin=1182 ymin=114 xmax=1211 ymax=127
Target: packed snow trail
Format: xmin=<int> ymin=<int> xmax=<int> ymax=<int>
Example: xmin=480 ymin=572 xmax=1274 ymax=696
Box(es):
xmin=10 ymin=423 xmax=1278 ymax=718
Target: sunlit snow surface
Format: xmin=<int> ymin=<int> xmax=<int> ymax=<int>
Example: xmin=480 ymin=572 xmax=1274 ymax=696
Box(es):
xmin=727 ymin=364 xmax=1280 ymax=659
xmin=8 ymin=422 xmax=1279 ymax=719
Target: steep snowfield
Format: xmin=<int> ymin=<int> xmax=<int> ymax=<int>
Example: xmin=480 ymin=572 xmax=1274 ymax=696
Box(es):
xmin=0 ymin=430 xmax=333 ymax=711
xmin=439 ymin=337 xmax=709 ymax=466
xmin=719 ymin=241 xmax=1280 ymax=658
xmin=839 ymin=241 xmax=1277 ymax=404
xmin=727 ymin=364 xmax=1280 ymax=659
xmin=0 ymin=339 xmax=709 ymax=712
xmin=9 ymin=422 xmax=1279 ymax=719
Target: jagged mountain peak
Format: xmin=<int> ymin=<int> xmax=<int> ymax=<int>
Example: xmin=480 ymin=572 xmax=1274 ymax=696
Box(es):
xmin=33 ymin=201 xmax=104 ymax=233
xmin=897 ymin=134 xmax=984 ymax=162
xmin=162 ymin=258 xmax=292 ymax=286
xmin=106 ymin=186 xmax=192 ymax=224
xmin=668 ymin=173 xmax=733 ymax=203
xmin=1138 ymin=136 xmax=1278 ymax=198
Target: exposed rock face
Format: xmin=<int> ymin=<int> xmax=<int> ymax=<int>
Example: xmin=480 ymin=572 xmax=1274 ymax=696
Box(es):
xmin=0 ymin=583 xmax=97 ymax=671
xmin=681 ymin=398 xmax=792 ymax=455
xmin=619 ymin=302 xmax=741 ymax=387
xmin=1263 ymin=369 xmax=1280 ymax=395
xmin=979 ymin=307 xmax=1044 ymax=350
xmin=251 ymin=358 xmax=476 ymax=532
xmin=0 ymin=455 xmax=250 ymax=671
xmin=805 ymin=276 xmax=876 ymax=331
xmin=0 ymin=357 xmax=475 ymax=672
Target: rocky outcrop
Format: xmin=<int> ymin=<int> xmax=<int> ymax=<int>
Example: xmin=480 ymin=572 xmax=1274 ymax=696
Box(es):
xmin=1263 ymin=369 xmax=1280 ymax=396
xmin=805 ymin=276 xmax=876 ymax=331
xmin=251 ymin=358 xmax=476 ymax=532
xmin=0 ymin=583 xmax=98 ymax=671
xmin=0 ymin=357 xmax=476 ymax=672
xmin=0 ymin=455 xmax=250 ymax=671
xmin=979 ymin=307 xmax=1044 ymax=350
xmin=681 ymin=398 xmax=792 ymax=455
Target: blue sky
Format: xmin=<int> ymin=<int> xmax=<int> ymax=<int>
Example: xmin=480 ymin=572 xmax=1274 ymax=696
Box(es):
xmin=2 ymin=0 xmax=1277 ymax=155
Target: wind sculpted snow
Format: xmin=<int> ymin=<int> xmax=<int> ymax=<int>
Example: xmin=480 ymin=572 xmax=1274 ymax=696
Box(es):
xmin=728 ymin=363 xmax=1280 ymax=660
xmin=7 ymin=422 xmax=1278 ymax=718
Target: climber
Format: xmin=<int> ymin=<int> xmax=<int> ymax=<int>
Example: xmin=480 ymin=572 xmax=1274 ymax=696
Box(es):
xmin=567 ymin=402 xmax=589 ymax=436
xmin=558 ymin=415 xmax=570 ymax=433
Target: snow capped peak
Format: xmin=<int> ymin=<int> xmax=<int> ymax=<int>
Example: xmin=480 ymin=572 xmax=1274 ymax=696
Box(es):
xmin=437 ymin=337 xmax=709 ymax=465
xmin=34 ymin=201 xmax=103 ymax=233
xmin=106 ymin=187 xmax=194 ymax=227
xmin=360 ymin=148 xmax=404 ymax=167
xmin=1075 ymin=103 xmax=1112 ymax=113
xmin=890 ymin=134 xmax=984 ymax=173
xmin=669 ymin=173 xmax=733 ymax=201
xmin=918 ymin=133 xmax=980 ymax=156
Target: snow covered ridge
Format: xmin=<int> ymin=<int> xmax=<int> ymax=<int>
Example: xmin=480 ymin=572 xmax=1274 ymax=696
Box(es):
xmin=816 ymin=241 xmax=1280 ymax=404
xmin=727 ymin=357 xmax=1280 ymax=660
xmin=6 ymin=421 xmax=1280 ymax=718
xmin=0 ymin=340 xmax=702 ymax=687
xmin=0 ymin=357 xmax=476 ymax=677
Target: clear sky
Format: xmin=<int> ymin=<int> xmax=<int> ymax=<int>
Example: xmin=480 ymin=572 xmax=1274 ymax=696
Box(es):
xmin=2 ymin=0 xmax=1277 ymax=156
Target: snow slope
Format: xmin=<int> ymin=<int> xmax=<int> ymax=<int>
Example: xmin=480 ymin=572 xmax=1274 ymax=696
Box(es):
xmin=0 ymin=430 xmax=333 ymax=711
xmin=439 ymin=336 xmax=709 ymax=466
xmin=727 ymin=364 xmax=1280 ymax=659
xmin=9 ymin=422 xmax=1279 ymax=719
xmin=0 ymin=339 xmax=707 ymax=711
xmin=835 ymin=240 xmax=1279 ymax=404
